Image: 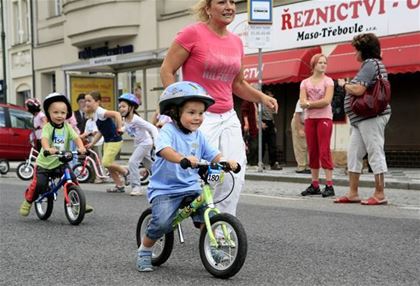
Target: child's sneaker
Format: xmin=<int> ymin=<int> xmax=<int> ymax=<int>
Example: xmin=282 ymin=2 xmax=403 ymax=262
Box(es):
xmin=137 ymin=250 xmax=153 ymax=272
xmin=19 ymin=200 xmax=32 ymax=216
xmin=123 ymin=169 xmax=130 ymax=186
xmin=301 ymin=184 xmax=321 ymax=196
xmin=130 ymin=186 xmax=143 ymax=196
xmin=210 ymin=247 xmax=229 ymax=264
xmin=106 ymin=185 xmax=125 ymax=193
xmin=85 ymin=204 xmax=94 ymax=213
xmin=321 ymin=185 xmax=335 ymax=197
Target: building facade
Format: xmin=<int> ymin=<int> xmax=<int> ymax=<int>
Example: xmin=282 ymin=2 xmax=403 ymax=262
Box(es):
xmin=1 ymin=0 xmax=419 ymax=167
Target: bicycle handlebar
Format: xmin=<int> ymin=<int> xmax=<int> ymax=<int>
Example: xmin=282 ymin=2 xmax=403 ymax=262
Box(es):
xmin=43 ymin=150 xmax=90 ymax=162
xmin=179 ymin=158 xmax=241 ymax=174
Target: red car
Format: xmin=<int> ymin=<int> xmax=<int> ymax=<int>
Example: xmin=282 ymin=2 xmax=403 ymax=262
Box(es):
xmin=0 ymin=103 xmax=33 ymax=161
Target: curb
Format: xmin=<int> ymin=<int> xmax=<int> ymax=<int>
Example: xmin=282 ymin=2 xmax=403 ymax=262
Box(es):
xmin=245 ymin=173 xmax=420 ymax=191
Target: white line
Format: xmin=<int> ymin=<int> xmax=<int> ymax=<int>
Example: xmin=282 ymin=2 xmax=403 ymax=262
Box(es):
xmin=397 ymin=205 xmax=420 ymax=211
xmin=241 ymin=193 xmax=303 ymax=201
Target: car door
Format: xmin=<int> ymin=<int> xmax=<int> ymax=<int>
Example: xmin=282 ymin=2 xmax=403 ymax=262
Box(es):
xmin=8 ymin=108 xmax=33 ymax=160
xmin=0 ymin=106 xmax=12 ymax=159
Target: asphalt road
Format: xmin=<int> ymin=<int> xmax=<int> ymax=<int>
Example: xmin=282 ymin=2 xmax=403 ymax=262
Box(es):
xmin=0 ymin=177 xmax=419 ymax=286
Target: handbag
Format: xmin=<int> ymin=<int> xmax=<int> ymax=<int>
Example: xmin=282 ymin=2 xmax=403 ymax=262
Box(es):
xmin=350 ymin=59 xmax=391 ymax=117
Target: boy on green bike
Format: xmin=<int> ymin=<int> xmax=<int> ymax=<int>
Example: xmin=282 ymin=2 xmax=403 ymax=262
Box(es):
xmin=19 ymin=93 xmax=92 ymax=216
xmin=137 ymin=81 xmax=238 ymax=272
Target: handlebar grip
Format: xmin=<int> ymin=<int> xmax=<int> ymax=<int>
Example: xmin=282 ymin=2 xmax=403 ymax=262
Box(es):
xmin=180 ymin=158 xmax=191 ymax=169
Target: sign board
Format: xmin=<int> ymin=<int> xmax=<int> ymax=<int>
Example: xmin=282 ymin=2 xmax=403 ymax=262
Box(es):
xmin=247 ymin=25 xmax=273 ymax=49
xmin=248 ymin=0 xmax=273 ymax=24
xmin=69 ymin=76 xmax=115 ymax=111
xmin=232 ymin=0 xmax=420 ymax=53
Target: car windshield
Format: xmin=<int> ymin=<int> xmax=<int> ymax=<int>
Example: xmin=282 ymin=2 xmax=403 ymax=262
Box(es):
xmin=9 ymin=108 xmax=33 ymax=129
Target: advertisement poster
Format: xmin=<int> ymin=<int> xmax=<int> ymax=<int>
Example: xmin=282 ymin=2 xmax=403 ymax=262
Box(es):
xmin=69 ymin=76 xmax=115 ymax=111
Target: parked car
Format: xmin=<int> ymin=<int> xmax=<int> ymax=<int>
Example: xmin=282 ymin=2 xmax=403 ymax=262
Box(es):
xmin=0 ymin=103 xmax=33 ymax=161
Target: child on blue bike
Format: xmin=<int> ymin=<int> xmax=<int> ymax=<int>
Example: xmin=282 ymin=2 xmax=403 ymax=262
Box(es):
xmin=136 ymin=81 xmax=238 ymax=272
xmin=19 ymin=93 xmax=91 ymax=216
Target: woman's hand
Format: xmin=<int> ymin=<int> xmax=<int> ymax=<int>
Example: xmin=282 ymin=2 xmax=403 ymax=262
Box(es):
xmin=262 ymin=95 xmax=278 ymax=114
xmin=337 ymin=78 xmax=346 ymax=87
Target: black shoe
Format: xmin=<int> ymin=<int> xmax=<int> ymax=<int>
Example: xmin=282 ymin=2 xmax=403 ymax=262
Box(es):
xmin=296 ymin=169 xmax=311 ymax=174
xmin=271 ymin=162 xmax=282 ymax=170
xmin=301 ymin=184 xmax=321 ymax=196
xmin=322 ymin=185 xmax=335 ymax=197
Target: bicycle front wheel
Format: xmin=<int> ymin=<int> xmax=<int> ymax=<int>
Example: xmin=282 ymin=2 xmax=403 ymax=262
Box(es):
xmin=199 ymin=213 xmax=248 ymax=279
xmin=72 ymin=163 xmax=92 ymax=183
xmin=64 ymin=185 xmax=86 ymax=225
xmin=16 ymin=162 xmax=34 ymax=180
xmin=136 ymin=208 xmax=174 ymax=266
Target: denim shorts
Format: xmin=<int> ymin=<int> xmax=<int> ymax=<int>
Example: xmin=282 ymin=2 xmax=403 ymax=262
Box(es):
xmin=146 ymin=191 xmax=204 ymax=241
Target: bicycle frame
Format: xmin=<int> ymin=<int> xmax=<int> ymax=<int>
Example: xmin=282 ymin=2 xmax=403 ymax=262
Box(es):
xmin=35 ymin=164 xmax=78 ymax=205
xmin=24 ymin=147 xmax=39 ymax=165
xmin=171 ymin=164 xmax=235 ymax=249
xmin=79 ymin=149 xmax=108 ymax=179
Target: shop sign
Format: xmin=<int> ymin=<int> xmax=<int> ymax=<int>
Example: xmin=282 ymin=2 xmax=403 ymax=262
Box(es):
xmin=231 ymin=0 xmax=420 ymax=53
xmin=69 ymin=76 xmax=115 ymax=111
xmin=79 ymin=44 xmax=133 ymax=60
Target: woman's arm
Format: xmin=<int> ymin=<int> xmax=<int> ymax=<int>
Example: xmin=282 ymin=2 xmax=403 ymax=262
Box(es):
xmin=232 ymin=69 xmax=278 ymax=113
xmin=307 ymin=85 xmax=334 ymax=108
xmin=299 ymin=86 xmax=309 ymax=109
xmin=160 ymin=42 xmax=190 ymax=88
xmin=338 ymin=80 xmax=366 ymax=96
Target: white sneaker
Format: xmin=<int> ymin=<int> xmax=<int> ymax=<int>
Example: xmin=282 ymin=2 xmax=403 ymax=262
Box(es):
xmin=130 ymin=186 xmax=143 ymax=196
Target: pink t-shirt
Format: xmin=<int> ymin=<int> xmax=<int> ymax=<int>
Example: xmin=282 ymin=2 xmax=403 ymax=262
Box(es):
xmin=33 ymin=112 xmax=46 ymax=139
xmin=175 ymin=22 xmax=243 ymax=113
xmin=300 ymin=76 xmax=334 ymax=120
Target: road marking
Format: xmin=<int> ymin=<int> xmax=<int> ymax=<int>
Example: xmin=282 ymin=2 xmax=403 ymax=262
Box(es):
xmin=396 ymin=205 xmax=420 ymax=211
xmin=241 ymin=193 xmax=303 ymax=201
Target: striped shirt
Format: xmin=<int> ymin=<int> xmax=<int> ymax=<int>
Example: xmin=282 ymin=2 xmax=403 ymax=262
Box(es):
xmin=344 ymin=59 xmax=391 ymax=125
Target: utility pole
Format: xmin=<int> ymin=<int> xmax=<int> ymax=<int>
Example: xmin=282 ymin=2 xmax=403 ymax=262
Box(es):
xmin=1 ymin=0 xmax=7 ymax=103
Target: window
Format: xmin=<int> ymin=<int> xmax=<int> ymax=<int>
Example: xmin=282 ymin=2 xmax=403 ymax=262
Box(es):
xmin=9 ymin=109 xmax=33 ymax=129
xmin=12 ymin=0 xmax=30 ymax=44
xmin=0 ymin=107 xmax=5 ymax=128
xmin=49 ymin=0 xmax=62 ymax=17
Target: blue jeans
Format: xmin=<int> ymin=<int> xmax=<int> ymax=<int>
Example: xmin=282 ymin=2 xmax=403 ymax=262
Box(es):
xmin=146 ymin=191 xmax=204 ymax=240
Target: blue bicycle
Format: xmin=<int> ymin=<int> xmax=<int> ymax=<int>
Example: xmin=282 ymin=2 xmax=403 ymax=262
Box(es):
xmin=34 ymin=150 xmax=86 ymax=225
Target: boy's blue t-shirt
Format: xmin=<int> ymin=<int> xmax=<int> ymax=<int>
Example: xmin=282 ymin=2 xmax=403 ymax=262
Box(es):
xmin=147 ymin=122 xmax=220 ymax=203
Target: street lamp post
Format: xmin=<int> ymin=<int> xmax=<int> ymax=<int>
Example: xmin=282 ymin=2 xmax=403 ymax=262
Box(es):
xmin=1 ymin=0 xmax=7 ymax=103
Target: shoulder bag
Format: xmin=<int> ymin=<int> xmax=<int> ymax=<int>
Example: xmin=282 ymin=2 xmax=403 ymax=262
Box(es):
xmin=350 ymin=59 xmax=391 ymax=117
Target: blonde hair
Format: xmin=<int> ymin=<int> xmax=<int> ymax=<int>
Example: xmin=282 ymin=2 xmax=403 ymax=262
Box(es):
xmin=191 ymin=0 xmax=212 ymax=22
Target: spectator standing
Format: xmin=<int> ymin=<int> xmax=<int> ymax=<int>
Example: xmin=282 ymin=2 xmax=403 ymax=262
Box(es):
xmin=240 ymin=100 xmax=258 ymax=166
xmin=74 ymin=93 xmax=87 ymax=134
xmin=291 ymin=99 xmax=310 ymax=174
xmin=261 ymin=88 xmax=282 ymax=170
xmin=335 ymin=33 xmax=391 ymax=205
xmin=299 ymin=53 xmax=335 ymax=197
xmin=160 ymin=0 xmax=278 ymax=216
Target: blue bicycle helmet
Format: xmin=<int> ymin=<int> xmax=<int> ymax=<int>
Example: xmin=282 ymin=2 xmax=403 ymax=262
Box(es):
xmin=159 ymin=81 xmax=215 ymax=115
xmin=118 ymin=93 xmax=140 ymax=108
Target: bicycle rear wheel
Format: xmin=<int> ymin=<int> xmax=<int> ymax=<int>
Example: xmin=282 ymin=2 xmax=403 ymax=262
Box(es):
xmin=64 ymin=185 xmax=86 ymax=225
xmin=72 ymin=163 xmax=93 ymax=183
xmin=199 ymin=213 xmax=248 ymax=279
xmin=136 ymin=208 xmax=174 ymax=266
xmin=35 ymin=195 xmax=54 ymax=220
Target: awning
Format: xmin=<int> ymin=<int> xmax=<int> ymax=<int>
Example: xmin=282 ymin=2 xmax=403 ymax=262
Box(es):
xmin=242 ymin=46 xmax=321 ymax=84
xmin=327 ymin=32 xmax=420 ymax=79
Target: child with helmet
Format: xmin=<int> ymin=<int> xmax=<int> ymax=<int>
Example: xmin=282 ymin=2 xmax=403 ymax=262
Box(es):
xmin=136 ymin=81 xmax=239 ymax=272
xmin=19 ymin=93 xmax=90 ymax=216
xmin=84 ymin=91 xmax=128 ymax=193
xmin=25 ymin=98 xmax=47 ymax=150
xmin=118 ymin=93 xmax=158 ymax=196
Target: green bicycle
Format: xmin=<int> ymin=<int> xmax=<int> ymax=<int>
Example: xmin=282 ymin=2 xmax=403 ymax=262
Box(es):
xmin=136 ymin=159 xmax=248 ymax=279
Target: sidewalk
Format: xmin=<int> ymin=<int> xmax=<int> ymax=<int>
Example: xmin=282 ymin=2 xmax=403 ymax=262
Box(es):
xmin=6 ymin=161 xmax=420 ymax=191
xmin=245 ymin=165 xmax=420 ymax=191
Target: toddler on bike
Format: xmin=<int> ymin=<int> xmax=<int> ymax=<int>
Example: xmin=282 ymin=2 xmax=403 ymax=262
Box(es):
xmin=84 ymin=91 xmax=128 ymax=193
xmin=118 ymin=93 xmax=158 ymax=196
xmin=137 ymin=81 xmax=238 ymax=272
xmin=19 ymin=93 xmax=90 ymax=216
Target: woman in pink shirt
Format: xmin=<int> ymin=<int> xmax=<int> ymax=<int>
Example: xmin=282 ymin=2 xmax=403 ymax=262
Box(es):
xmin=299 ymin=54 xmax=335 ymax=198
xmin=160 ymin=0 xmax=278 ymax=216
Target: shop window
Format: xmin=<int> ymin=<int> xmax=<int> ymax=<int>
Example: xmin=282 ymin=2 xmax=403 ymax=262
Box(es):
xmin=16 ymin=90 xmax=31 ymax=106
